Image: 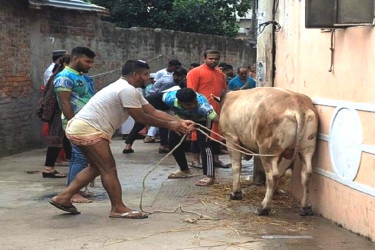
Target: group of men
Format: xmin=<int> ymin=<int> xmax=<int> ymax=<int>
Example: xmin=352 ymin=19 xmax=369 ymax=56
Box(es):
xmin=47 ymin=47 xmax=256 ymax=218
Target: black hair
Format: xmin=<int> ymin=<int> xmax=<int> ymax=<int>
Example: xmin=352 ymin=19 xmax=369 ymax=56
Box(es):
xmin=218 ymin=62 xmax=227 ymax=68
xmin=237 ymin=66 xmax=248 ymax=74
xmin=179 ymin=80 xmax=187 ymax=89
xmin=47 ymin=54 xmax=71 ymax=85
xmin=176 ymin=88 xmax=197 ymax=103
xmin=71 ymin=47 xmax=96 ymax=58
xmin=248 ymin=64 xmax=256 ymax=72
xmin=52 ymin=55 xmax=62 ymax=62
xmin=52 ymin=54 xmax=71 ymax=74
xmin=173 ymin=67 xmax=187 ymax=77
xmin=168 ymin=59 xmax=182 ymax=67
xmin=203 ymin=50 xmax=220 ymax=58
xmin=190 ymin=63 xmax=200 ymax=68
xmin=223 ymin=64 xmax=233 ymax=71
xmin=122 ymin=60 xmax=150 ymax=76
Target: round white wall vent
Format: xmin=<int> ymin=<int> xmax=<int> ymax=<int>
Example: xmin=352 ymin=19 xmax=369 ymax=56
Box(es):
xmin=329 ymin=106 xmax=362 ymax=181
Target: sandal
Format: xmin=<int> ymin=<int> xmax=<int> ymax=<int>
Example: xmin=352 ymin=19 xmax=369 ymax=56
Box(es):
xmin=190 ymin=161 xmax=202 ymax=169
xmin=168 ymin=170 xmax=193 ymax=179
xmin=143 ymin=137 xmax=155 ymax=143
xmin=109 ymin=210 xmax=148 ymax=219
xmin=55 ymin=161 xmax=69 ymax=166
xmin=214 ymin=161 xmax=230 ymax=169
xmin=159 ymin=147 xmax=170 ymax=154
xmin=49 ymin=199 xmax=80 ymax=214
xmin=195 ymin=177 xmax=215 ymax=186
xmin=122 ymin=149 xmax=134 ymax=154
xmin=42 ymin=170 xmax=66 ymax=178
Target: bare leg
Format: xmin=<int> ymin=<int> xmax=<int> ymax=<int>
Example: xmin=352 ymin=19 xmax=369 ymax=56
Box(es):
xmin=81 ymin=140 xmax=133 ymax=215
xmin=53 ymin=140 xmax=132 ymax=215
xmin=52 ymin=165 xmax=99 ymax=206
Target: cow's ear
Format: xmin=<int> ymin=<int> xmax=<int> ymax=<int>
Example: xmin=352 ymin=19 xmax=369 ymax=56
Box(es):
xmin=211 ymin=94 xmax=221 ymax=103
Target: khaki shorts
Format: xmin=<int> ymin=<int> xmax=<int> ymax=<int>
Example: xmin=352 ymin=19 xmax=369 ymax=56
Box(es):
xmin=66 ymin=118 xmax=111 ymax=146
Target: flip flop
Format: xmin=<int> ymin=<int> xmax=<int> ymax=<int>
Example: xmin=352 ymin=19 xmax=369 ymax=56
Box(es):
xmin=55 ymin=161 xmax=69 ymax=166
xmin=190 ymin=161 xmax=202 ymax=169
xmin=42 ymin=170 xmax=66 ymax=178
xmin=49 ymin=200 xmax=80 ymax=214
xmin=71 ymin=197 xmax=93 ymax=203
xmin=143 ymin=138 xmax=155 ymax=143
xmin=122 ymin=149 xmax=134 ymax=154
xmin=214 ymin=161 xmax=231 ymax=169
xmin=109 ymin=210 xmax=148 ymax=219
xmin=168 ymin=170 xmax=193 ymax=179
xmin=195 ymin=177 xmax=215 ymax=186
xmin=158 ymin=148 xmax=170 ymax=154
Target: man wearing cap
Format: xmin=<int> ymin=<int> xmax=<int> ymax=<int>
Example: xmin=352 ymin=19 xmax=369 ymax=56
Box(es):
xmin=44 ymin=50 xmax=66 ymax=86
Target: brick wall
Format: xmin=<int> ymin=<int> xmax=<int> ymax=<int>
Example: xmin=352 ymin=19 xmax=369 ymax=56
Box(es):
xmin=0 ymin=0 xmax=37 ymax=156
xmin=0 ymin=0 xmax=255 ymax=157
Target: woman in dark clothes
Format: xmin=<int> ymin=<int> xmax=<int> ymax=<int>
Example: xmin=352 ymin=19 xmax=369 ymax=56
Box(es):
xmin=42 ymin=55 xmax=72 ymax=178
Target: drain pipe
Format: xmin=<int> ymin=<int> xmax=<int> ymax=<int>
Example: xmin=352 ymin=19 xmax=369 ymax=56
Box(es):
xmin=253 ymin=0 xmax=277 ymax=185
xmin=256 ymin=0 xmax=276 ymax=87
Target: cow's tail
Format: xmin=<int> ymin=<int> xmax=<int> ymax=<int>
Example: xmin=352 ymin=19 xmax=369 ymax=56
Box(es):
xmin=292 ymin=111 xmax=307 ymax=163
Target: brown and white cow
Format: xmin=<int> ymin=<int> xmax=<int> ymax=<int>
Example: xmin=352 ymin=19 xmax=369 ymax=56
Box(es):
xmin=218 ymin=87 xmax=319 ymax=216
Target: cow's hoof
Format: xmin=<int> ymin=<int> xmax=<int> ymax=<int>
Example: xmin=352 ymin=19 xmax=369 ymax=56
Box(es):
xmin=230 ymin=191 xmax=243 ymax=200
xmin=300 ymin=206 xmax=313 ymax=216
xmin=256 ymin=207 xmax=270 ymax=216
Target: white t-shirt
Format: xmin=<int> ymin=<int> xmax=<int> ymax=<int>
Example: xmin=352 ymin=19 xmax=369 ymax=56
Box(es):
xmin=43 ymin=63 xmax=55 ymax=85
xmin=154 ymin=68 xmax=172 ymax=81
xmin=76 ymin=78 xmax=148 ymax=137
xmin=149 ymin=74 xmax=174 ymax=94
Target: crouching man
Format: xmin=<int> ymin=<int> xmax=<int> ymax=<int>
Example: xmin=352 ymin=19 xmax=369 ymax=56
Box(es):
xmin=49 ymin=60 xmax=194 ymax=218
xmin=144 ymin=88 xmax=219 ymax=186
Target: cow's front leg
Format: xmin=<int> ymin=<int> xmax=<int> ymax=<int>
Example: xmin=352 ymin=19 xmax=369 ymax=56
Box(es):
xmin=228 ymin=141 xmax=243 ymax=200
xmin=257 ymin=157 xmax=279 ymax=215
xmin=299 ymin=153 xmax=313 ymax=216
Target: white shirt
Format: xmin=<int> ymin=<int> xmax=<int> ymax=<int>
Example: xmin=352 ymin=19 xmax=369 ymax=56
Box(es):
xmin=162 ymin=85 xmax=181 ymax=93
xmin=149 ymin=74 xmax=174 ymax=94
xmin=76 ymin=78 xmax=148 ymax=137
xmin=43 ymin=63 xmax=55 ymax=85
xmin=154 ymin=68 xmax=172 ymax=81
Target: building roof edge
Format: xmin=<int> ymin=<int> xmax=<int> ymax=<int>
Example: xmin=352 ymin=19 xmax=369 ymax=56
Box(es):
xmin=28 ymin=0 xmax=110 ymax=16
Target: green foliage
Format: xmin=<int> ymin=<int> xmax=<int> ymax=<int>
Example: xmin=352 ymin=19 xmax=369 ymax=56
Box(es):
xmin=91 ymin=0 xmax=252 ymax=37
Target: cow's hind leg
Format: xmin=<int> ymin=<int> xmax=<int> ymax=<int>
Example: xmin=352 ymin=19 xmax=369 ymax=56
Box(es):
xmin=275 ymin=158 xmax=294 ymax=194
xmin=299 ymin=152 xmax=313 ymax=216
xmin=227 ymin=140 xmax=243 ymax=200
xmin=257 ymin=156 xmax=279 ymax=216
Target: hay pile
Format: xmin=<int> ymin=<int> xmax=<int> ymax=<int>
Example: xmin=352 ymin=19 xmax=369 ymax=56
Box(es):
xmin=193 ymin=180 xmax=314 ymax=234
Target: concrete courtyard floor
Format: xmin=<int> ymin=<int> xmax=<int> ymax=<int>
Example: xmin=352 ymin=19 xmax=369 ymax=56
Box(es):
xmin=0 ymin=137 xmax=374 ymax=250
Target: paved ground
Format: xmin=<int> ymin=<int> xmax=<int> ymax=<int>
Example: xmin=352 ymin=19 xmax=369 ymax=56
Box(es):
xmin=0 ymin=137 xmax=374 ymax=250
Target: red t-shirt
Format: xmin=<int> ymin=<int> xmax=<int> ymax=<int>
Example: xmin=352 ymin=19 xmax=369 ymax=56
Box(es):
xmin=187 ymin=64 xmax=227 ymax=140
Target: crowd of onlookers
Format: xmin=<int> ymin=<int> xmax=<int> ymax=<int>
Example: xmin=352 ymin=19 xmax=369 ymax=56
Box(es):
xmin=126 ymin=58 xmax=257 ymax=166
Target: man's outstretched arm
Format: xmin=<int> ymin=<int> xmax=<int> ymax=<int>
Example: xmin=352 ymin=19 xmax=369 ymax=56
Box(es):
xmin=127 ymin=107 xmax=194 ymax=135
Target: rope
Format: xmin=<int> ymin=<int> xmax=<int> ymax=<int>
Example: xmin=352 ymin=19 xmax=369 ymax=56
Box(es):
xmin=139 ymin=134 xmax=201 ymax=213
xmin=194 ymin=123 xmax=277 ymax=157
xmin=91 ymin=54 xmax=164 ymax=78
